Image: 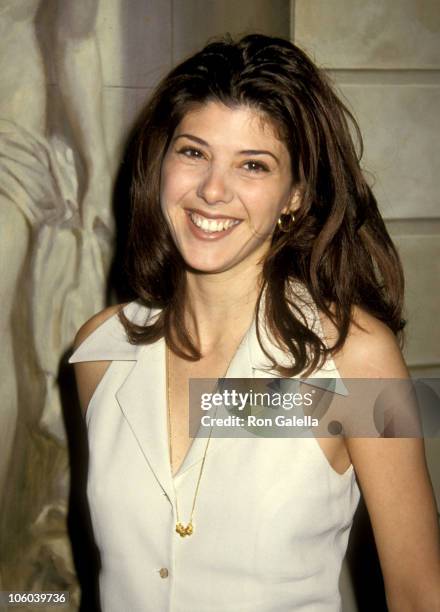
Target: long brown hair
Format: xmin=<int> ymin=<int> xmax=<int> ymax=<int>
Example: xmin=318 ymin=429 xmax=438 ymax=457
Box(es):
xmin=120 ymin=33 xmax=406 ymax=377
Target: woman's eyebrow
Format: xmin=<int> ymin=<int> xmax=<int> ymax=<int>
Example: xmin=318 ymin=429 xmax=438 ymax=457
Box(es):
xmin=239 ymin=149 xmax=279 ymax=162
xmin=173 ymin=133 xmax=207 ymax=146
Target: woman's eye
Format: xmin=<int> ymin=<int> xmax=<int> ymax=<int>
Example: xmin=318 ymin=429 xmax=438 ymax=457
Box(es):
xmin=177 ymin=147 xmax=205 ymax=159
xmin=243 ymin=160 xmax=269 ymax=173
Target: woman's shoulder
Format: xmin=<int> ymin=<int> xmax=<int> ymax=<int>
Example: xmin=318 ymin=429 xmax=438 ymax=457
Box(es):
xmin=69 ymin=300 xmax=156 ymax=363
xmin=70 ymin=301 xmax=150 ymax=415
xmin=287 ymin=280 xmax=407 ymax=377
xmin=317 ymin=304 xmax=409 ymax=379
xmin=73 ymin=303 xmax=127 ymax=352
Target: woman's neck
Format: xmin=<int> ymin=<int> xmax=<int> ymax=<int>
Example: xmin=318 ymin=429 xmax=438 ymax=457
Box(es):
xmin=184 ymin=263 xmax=263 ymax=354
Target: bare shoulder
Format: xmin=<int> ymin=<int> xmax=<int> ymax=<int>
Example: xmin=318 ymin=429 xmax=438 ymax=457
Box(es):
xmin=317 ymin=304 xmax=409 ymax=379
xmin=73 ymin=303 xmax=128 ymax=351
xmin=73 ymin=303 xmax=128 ymax=416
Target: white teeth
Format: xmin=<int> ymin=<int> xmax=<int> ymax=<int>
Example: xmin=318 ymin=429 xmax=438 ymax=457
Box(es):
xmin=189 ymin=212 xmax=239 ymax=233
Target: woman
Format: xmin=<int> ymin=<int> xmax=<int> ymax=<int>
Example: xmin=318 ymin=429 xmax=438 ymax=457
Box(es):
xmin=70 ymin=34 xmax=440 ymax=611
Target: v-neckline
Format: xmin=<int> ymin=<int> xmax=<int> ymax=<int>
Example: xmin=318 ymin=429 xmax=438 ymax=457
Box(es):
xmin=164 ymin=316 xmax=258 ymax=481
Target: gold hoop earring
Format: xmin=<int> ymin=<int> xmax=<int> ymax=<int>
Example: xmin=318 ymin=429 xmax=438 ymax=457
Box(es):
xmin=277 ymin=211 xmax=295 ymax=233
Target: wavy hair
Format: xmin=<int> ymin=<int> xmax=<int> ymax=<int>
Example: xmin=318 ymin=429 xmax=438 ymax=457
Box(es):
xmin=119 ymin=33 xmax=406 ymax=377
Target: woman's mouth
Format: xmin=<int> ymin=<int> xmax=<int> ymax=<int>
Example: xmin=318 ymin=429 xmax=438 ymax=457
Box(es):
xmin=186 ymin=210 xmax=242 ymax=240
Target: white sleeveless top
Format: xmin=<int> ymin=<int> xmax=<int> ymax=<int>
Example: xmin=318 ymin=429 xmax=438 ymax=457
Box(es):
xmin=69 ymin=284 xmax=361 ymax=612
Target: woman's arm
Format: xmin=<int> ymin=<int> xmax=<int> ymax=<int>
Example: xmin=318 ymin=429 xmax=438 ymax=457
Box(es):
xmin=323 ymin=307 xmax=440 ymax=612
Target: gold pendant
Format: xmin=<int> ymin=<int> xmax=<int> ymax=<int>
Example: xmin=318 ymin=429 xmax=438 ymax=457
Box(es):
xmin=176 ymin=522 xmax=194 ymax=537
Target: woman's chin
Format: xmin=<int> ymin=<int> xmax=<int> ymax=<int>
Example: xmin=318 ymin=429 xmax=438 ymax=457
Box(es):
xmin=182 ymin=253 xmax=239 ymax=275
xmin=185 ymin=261 xmax=231 ymax=275
xmin=180 ymin=246 xmax=266 ymax=276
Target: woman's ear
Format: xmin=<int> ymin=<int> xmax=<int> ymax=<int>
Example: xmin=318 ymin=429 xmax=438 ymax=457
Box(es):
xmin=281 ymin=188 xmax=302 ymax=215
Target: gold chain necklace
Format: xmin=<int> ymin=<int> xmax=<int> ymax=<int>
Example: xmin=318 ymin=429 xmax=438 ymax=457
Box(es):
xmin=165 ymin=344 xmax=215 ymax=538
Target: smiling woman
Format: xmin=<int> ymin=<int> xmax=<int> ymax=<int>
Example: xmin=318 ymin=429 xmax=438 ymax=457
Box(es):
xmin=160 ymin=102 xmax=296 ymax=274
xmin=69 ymin=34 xmax=440 ymax=612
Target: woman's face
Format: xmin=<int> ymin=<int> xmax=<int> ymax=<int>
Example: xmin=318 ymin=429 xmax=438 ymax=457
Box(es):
xmin=160 ymin=101 xmax=297 ymax=274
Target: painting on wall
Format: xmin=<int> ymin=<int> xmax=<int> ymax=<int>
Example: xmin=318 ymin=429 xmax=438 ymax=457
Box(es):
xmin=0 ymin=1 xmax=113 ymax=608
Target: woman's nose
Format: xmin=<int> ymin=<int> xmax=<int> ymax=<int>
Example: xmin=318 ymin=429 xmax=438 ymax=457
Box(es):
xmin=197 ymin=166 xmax=233 ymax=205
